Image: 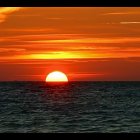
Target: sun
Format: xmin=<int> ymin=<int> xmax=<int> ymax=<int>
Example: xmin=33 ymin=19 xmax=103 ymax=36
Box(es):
xmin=45 ymin=71 xmax=68 ymax=82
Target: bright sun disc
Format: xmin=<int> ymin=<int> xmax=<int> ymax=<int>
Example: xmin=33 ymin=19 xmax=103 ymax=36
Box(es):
xmin=46 ymin=71 xmax=68 ymax=82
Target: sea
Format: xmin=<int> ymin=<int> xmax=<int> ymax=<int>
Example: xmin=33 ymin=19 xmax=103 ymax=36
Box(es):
xmin=0 ymin=81 xmax=140 ymax=133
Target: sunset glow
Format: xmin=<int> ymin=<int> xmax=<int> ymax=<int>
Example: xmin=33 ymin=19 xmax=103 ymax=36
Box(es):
xmin=0 ymin=7 xmax=140 ymax=81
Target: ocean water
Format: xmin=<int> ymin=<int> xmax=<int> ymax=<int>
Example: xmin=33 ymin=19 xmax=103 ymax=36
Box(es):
xmin=0 ymin=81 xmax=140 ymax=133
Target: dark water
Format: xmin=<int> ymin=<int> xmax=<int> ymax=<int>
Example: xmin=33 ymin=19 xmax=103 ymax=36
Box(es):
xmin=0 ymin=81 xmax=140 ymax=133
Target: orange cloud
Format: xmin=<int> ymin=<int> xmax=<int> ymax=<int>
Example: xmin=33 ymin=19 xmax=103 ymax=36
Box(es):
xmin=103 ymin=12 xmax=140 ymax=15
xmin=28 ymin=37 xmax=140 ymax=44
xmin=0 ymin=7 xmax=21 ymax=23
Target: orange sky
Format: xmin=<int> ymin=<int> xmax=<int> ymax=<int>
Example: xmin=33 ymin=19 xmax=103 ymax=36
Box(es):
xmin=0 ymin=7 xmax=140 ymax=81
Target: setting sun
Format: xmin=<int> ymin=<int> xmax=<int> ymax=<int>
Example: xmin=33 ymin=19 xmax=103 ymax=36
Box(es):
xmin=46 ymin=71 xmax=68 ymax=82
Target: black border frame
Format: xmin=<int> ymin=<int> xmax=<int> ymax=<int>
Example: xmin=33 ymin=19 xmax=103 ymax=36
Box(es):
xmin=0 ymin=0 xmax=140 ymax=7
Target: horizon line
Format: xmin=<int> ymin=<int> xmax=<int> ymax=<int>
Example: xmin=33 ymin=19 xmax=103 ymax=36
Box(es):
xmin=0 ymin=80 xmax=140 ymax=82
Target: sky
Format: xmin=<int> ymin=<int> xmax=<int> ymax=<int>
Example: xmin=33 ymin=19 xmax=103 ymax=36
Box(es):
xmin=0 ymin=7 xmax=140 ymax=81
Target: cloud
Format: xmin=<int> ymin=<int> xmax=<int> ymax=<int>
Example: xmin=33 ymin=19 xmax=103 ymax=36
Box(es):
xmin=120 ymin=22 xmax=140 ymax=24
xmin=0 ymin=33 xmax=140 ymax=59
xmin=103 ymin=12 xmax=140 ymax=15
xmin=0 ymin=7 xmax=21 ymax=23
xmin=28 ymin=37 xmax=140 ymax=44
